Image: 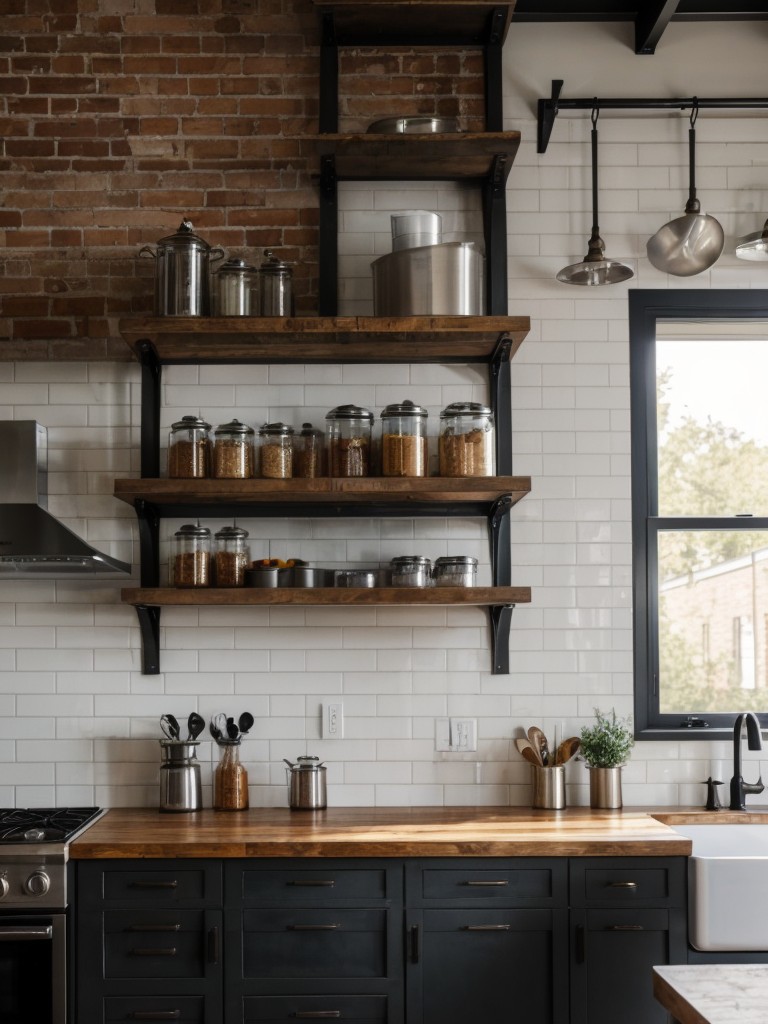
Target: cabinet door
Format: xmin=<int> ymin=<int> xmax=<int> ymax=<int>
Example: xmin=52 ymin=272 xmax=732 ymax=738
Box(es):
xmin=570 ymin=908 xmax=686 ymax=1024
xmin=406 ymin=907 xmax=569 ymax=1024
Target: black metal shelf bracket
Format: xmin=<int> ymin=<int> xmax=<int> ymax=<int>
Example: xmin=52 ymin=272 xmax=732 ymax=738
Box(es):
xmin=488 ymin=494 xmax=512 ymax=588
xmin=538 ymin=79 xmax=768 ymax=154
xmin=489 ymin=332 xmax=513 ymax=474
xmin=484 ymin=7 xmax=508 ymax=132
xmin=136 ymin=604 xmax=161 ymax=676
xmin=483 ymin=154 xmax=509 ymax=315
xmin=138 ymin=340 xmax=162 ymax=478
xmin=319 ymin=12 xmax=338 ymax=133
xmin=135 ymin=498 xmax=161 ymax=589
xmin=490 ymin=604 xmax=514 ymax=675
xmin=318 ymin=153 xmax=339 ymax=316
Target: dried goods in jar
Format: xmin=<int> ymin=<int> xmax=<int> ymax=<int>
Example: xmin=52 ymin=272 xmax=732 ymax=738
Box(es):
xmin=168 ymin=415 xmax=212 ymax=479
xmin=295 ymin=422 xmax=324 ymax=479
xmin=325 ymin=404 xmax=373 ymax=478
xmin=438 ymin=402 xmax=494 ymax=477
xmin=213 ymin=419 xmax=255 ymax=479
xmin=258 ymin=422 xmax=294 ymax=479
xmin=381 ymin=433 xmax=427 ymax=476
xmin=213 ymin=742 xmax=249 ymax=810
xmin=172 ymin=524 xmax=212 ymax=588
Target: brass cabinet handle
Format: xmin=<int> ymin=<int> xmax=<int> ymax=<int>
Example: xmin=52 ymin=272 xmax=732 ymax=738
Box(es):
xmin=464 ymin=880 xmax=509 ymax=887
xmin=463 ymin=924 xmax=511 ymax=931
xmin=607 ymin=881 xmax=638 ymax=888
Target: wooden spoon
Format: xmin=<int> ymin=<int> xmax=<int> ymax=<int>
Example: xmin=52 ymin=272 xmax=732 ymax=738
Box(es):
xmin=528 ymin=726 xmax=550 ymax=766
xmin=554 ymin=737 xmax=580 ymax=765
xmin=515 ymin=737 xmax=542 ymax=766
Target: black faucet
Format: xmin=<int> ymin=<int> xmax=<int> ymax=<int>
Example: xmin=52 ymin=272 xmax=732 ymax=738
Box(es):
xmin=729 ymin=711 xmax=764 ymax=810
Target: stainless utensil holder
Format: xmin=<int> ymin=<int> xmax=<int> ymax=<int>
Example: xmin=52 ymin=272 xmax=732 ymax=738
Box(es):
xmin=531 ymin=764 xmax=566 ymax=810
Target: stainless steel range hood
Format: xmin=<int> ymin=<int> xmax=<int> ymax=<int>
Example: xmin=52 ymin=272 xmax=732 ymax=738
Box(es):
xmin=0 ymin=421 xmax=131 ymax=577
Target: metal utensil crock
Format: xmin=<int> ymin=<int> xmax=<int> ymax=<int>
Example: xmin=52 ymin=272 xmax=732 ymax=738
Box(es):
xmin=139 ymin=219 xmax=225 ymax=316
xmin=159 ymin=739 xmax=202 ymax=812
xmin=284 ymin=755 xmax=327 ymax=809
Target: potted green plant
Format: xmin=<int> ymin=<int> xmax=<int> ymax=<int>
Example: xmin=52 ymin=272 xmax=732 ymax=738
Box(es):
xmin=579 ymin=708 xmax=634 ymax=809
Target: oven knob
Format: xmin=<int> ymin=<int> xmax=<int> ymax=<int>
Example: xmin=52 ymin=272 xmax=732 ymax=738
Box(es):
xmin=24 ymin=871 xmax=50 ymax=897
xmin=0 ymin=874 xmax=8 ymax=899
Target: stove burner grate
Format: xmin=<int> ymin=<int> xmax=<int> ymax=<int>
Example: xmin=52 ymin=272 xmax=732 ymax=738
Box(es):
xmin=0 ymin=807 xmax=101 ymax=843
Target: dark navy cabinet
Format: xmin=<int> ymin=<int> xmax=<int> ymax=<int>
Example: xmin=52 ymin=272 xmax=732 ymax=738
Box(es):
xmin=76 ymin=854 xmax=687 ymax=1024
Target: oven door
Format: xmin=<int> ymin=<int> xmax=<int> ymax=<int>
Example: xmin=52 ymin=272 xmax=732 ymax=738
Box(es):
xmin=0 ymin=913 xmax=66 ymax=1024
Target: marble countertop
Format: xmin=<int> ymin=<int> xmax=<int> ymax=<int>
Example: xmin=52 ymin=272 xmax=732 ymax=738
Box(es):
xmin=654 ymin=965 xmax=768 ymax=1024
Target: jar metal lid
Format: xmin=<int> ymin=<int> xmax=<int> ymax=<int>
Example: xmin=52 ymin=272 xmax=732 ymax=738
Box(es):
xmin=300 ymin=422 xmax=324 ymax=437
xmin=390 ymin=555 xmax=431 ymax=567
xmin=156 ymin=219 xmax=213 ymax=253
xmin=217 ymin=257 xmax=256 ymax=274
xmin=259 ymin=421 xmax=295 ymax=436
xmin=440 ymin=402 xmax=492 ymax=418
xmin=325 ymin=404 xmax=374 ymax=422
xmin=174 ymin=523 xmax=211 ymax=539
xmin=294 ymin=755 xmax=325 ymax=771
xmin=381 ymin=400 xmax=428 ymax=418
xmin=214 ymin=418 xmax=255 ymax=436
xmin=434 ymin=555 xmax=478 ymax=567
xmin=171 ymin=414 xmax=212 ymax=431
xmin=214 ymin=525 xmax=249 ymax=540
xmin=260 ymin=249 xmax=292 ymax=274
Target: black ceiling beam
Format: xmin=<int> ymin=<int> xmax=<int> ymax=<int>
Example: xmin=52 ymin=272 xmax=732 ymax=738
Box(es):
xmin=635 ymin=0 xmax=679 ymax=53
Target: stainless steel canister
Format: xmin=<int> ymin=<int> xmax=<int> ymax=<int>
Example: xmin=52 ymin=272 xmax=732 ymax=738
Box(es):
xmin=372 ymin=240 xmax=484 ymax=316
xmin=159 ymin=740 xmax=202 ymax=812
xmin=390 ymin=555 xmax=432 ymax=587
xmin=139 ymin=219 xmax=225 ymax=316
xmin=284 ymin=755 xmax=327 ymax=810
xmin=214 ymin=257 xmax=257 ymax=316
xmin=259 ymin=249 xmax=294 ymax=316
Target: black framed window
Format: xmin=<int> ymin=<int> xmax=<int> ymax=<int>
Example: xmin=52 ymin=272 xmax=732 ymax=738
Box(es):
xmin=630 ymin=290 xmax=768 ymax=739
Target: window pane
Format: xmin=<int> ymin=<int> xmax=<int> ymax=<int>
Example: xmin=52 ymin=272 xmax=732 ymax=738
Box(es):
xmin=656 ymin=337 xmax=768 ymax=516
xmin=658 ymin=530 xmax=768 ymax=713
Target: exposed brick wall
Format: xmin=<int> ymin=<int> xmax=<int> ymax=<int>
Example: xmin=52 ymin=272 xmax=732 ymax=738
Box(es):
xmin=0 ymin=0 xmax=486 ymax=359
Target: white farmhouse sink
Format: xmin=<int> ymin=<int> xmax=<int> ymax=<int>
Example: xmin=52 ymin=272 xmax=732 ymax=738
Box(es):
xmin=673 ymin=823 xmax=768 ymax=951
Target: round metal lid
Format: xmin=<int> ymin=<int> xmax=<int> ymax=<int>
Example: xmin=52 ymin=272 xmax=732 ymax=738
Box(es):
xmin=434 ymin=555 xmax=478 ymax=567
xmin=214 ymin=525 xmax=249 ymax=540
xmin=381 ymin=400 xmax=428 ymax=418
xmin=217 ymin=257 xmax=256 ymax=274
xmin=325 ymin=404 xmax=374 ymax=422
xmin=295 ymin=755 xmax=325 ymax=770
xmin=440 ymin=402 xmax=491 ymax=418
xmin=171 ymin=414 xmax=211 ymax=432
xmin=156 ymin=219 xmax=213 ymax=252
xmin=260 ymin=249 xmax=292 ymax=274
xmin=174 ymin=523 xmax=211 ymax=539
xmin=259 ymin=421 xmax=295 ymax=436
xmin=299 ymin=422 xmax=323 ymax=437
xmin=390 ymin=555 xmax=431 ymax=566
xmin=214 ymin=418 xmax=255 ymax=436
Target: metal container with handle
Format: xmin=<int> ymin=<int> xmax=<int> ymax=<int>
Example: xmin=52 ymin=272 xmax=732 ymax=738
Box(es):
xmin=372 ymin=240 xmax=484 ymax=316
xmin=284 ymin=755 xmax=327 ymax=809
xmin=139 ymin=219 xmax=225 ymax=316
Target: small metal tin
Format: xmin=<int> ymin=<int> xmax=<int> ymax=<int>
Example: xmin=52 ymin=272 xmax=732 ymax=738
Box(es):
xmin=432 ymin=555 xmax=478 ymax=587
xmin=390 ymin=555 xmax=432 ymax=588
xmin=335 ymin=569 xmax=378 ymax=588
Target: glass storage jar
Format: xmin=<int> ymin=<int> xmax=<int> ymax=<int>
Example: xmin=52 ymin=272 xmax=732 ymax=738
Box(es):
xmin=326 ymin=404 xmax=373 ymax=478
xmin=380 ymin=400 xmax=428 ymax=477
xmin=213 ymin=419 xmax=255 ymax=479
xmin=168 ymin=415 xmax=212 ymax=479
xmin=214 ymin=525 xmax=250 ymax=587
xmin=438 ymin=402 xmax=495 ymax=477
xmin=172 ymin=524 xmax=212 ymax=588
xmin=432 ymin=555 xmax=478 ymax=588
xmin=258 ymin=422 xmax=294 ymax=479
xmin=390 ymin=555 xmax=432 ymax=587
xmin=294 ymin=422 xmax=325 ymax=479
xmin=213 ymin=741 xmax=249 ymax=810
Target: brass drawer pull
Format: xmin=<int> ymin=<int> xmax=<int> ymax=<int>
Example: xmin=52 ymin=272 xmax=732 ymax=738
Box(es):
xmin=288 ymin=923 xmax=340 ymax=931
xmin=463 ymin=924 xmax=511 ymax=931
xmin=126 ymin=924 xmax=181 ymax=933
xmin=288 ymin=880 xmax=336 ymax=887
xmin=607 ymin=881 xmax=638 ymax=888
xmin=131 ymin=947 xmax=178 ymax=956
xmin=464 ymin=880 xmax=509 ymax=887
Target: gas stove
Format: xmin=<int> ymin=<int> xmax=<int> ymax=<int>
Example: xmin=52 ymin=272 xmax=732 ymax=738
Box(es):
xmin=0 ymin=807 xmax=105 ymax=909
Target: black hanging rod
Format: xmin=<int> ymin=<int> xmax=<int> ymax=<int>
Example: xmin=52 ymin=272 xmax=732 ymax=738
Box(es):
xmin=538 ymin=79 xmax=768 ymax=153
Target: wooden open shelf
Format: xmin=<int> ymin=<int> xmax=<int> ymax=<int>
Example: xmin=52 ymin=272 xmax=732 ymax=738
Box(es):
xmin=310 ymin=0 xmax=516 ymax=46
xmin=119 ymin=316 xmax=529 ymax=364
xmin=122 ymin=586 xmax=530 ymax=608
xmin=114 ymin=477 xmax=531 ymax=509
xmin=308 ymin=132 xmax=520 ymax=182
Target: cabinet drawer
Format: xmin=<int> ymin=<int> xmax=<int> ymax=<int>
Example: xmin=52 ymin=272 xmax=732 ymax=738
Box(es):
xmin=104 ymin=995 xmax=208 ymax=1023
xmin=80 ymin=860 xmax=222 ymax=906
xmin=570 ymin=858 xmax=686 ymax=907
xmin=103 ymin=909 xmax=215 ymax=979
xmin=238 ymin=866 xmax=388 ymax=902
xmin=409 ymin=858 xmax=567 ymax=906
xmin=244 ymin=994 xmax=388 ymax=1021
xmin=241 ymin=908 xmax=387 ymax=980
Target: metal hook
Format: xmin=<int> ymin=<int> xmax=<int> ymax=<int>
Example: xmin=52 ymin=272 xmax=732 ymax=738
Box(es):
xmin=689 ymin=97 xmax=699 ymax=128
xmin=591 ymin=102 xmax=599 ymax=128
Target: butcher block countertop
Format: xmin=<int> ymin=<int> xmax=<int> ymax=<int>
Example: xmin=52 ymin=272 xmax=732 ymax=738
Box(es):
xmin=69 ymin=806 xmax=693 ymax=859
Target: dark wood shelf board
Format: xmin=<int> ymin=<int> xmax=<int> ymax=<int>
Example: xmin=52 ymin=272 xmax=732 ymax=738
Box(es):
xmin=311 ymin=1 xmax=515 ymax=46
xmin=121 ymin=586 xmax=530 ymax=607
xmin=118 ymin=315 xmax=530 ymax=364
xmin=114 ymin=476 xmax=531 ymax=509
xmin=309 ymin=132 xmax=520 ymax=181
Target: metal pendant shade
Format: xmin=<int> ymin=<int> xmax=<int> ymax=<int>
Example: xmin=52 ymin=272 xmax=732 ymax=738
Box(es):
xmin=646 ymin=105 xmax=724 ymax=276
xmin=735 ymin=218 xmax=768 ymax=261
xmin=557 ymin=108 xmax=634 ymax=286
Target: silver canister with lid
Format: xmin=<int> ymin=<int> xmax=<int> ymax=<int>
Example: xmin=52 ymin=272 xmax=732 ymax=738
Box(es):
xmin=159 ymin=740 xmax=202 ymax=812
xmin=326 ymin=404 xmax=374 ymax=478
xmin=213 ymin=419 xmax=255 ymax=479
xmin=139 ymin=219 xmax=225 ymax=317
xmin=259 ymin=249 xmax=294 ymax=316
xmin=390 ymin=555 xmax=432 ymax=587
xmin=168 ymin=415 xmax=212 ymax=479
xmin=214 ymin=257 xmax=257 ymax=316
xmin=438 ymin=401 xmax=495 ymax=477
xmin=284 ymin=754 xmax=327 ymax=810
xmin=380 ymin=400 xmax=428 ymax=477
xmin=432 ymin=555 xmax=478 ymax=587
xmin=172 ymin=523 xmax=212 ymax=588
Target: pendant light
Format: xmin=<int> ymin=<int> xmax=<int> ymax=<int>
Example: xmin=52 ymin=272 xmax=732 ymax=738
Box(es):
xmin=735 ymin=218 xmax=768 ymax=261
xmin=557 ymin=105 xmax=634 ymax=286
